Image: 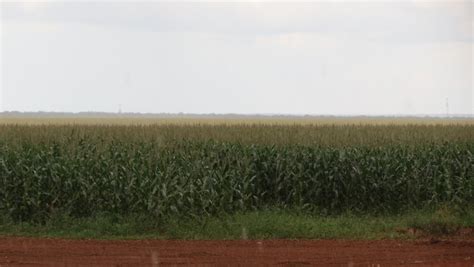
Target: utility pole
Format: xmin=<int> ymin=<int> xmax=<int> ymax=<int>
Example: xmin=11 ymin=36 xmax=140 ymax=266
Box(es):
xmin=119 ymin=104 xmax=122 ymax=115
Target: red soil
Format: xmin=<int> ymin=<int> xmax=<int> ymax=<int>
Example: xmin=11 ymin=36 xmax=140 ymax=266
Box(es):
xmin=0 ymin=237 xmax=473 ymax=266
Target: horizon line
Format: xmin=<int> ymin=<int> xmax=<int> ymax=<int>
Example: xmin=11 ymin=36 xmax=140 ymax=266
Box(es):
xmin=1 ymin=111 xmax=473 ymax=119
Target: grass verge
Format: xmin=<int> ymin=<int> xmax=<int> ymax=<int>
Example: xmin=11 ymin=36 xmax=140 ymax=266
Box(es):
xmin=0 ymin=208 xmax=473 ymax=240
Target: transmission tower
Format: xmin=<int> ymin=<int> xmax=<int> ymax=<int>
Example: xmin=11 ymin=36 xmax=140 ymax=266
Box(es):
xmin=445 ymin=98 xmax=449 ymax=118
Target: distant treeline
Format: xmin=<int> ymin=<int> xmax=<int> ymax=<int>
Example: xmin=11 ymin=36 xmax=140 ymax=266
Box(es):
xmin=0 ymin=111 xmax=472 ymax=119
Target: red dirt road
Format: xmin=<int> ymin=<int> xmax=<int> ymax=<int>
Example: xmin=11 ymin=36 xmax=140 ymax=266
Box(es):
xmin=0 ymin=237 xmax=473 ymax=266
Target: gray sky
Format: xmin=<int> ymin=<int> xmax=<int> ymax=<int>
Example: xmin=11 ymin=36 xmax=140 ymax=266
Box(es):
xmin=1 ymin=0 xmax=473 ymax=115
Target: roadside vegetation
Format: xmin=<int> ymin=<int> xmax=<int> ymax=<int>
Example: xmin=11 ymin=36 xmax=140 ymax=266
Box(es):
xmin=1 ymin=208 xmax=473 ymax=240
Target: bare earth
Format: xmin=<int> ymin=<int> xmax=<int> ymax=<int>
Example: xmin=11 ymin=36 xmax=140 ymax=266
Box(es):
xmin=0 ymin=237 xmax=473 ymax=266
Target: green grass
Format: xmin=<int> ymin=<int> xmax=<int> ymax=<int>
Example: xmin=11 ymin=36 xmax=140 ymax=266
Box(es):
xmin=1 ymin=208 xmax=472 ymax=240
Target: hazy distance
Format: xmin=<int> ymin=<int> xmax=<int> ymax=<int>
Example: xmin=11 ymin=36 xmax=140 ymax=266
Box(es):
xmin=1 ymin=1 xmax=473 ymax=116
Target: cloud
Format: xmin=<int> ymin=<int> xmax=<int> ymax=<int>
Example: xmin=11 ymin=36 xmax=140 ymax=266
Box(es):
xmin=1 ymin=1 xmax=472 ymax=114
xmin=2 ymin=1 xmax=472 ymax=42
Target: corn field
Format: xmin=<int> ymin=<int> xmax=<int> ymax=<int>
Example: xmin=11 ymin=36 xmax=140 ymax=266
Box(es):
xmin=0 ymin=124 xmax=473 ymax=222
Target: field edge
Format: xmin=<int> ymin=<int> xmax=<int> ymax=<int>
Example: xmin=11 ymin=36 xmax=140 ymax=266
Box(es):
xmin=1 ymin=208 xmax=473 ymax=240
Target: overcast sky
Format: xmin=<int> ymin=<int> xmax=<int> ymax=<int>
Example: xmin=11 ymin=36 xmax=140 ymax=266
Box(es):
xmin=1 ymin=0 xmax=472 ymax=115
